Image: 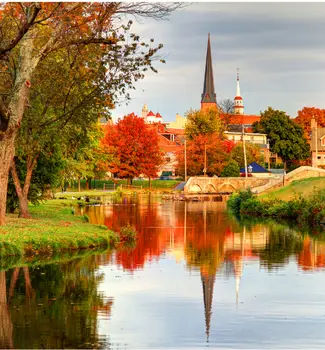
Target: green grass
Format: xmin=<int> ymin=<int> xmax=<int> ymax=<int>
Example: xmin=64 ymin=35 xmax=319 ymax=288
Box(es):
xmin=66 ymin=179 xmax=181 ymax=191
xmin=1 ymin=199 xmax=118 ymax=259
xmin=260 ymin=177 xmax=325 ymax=201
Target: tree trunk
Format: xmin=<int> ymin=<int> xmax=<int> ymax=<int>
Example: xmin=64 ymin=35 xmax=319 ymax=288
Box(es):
xmin=0 ymin=271 xmax=13 ymax=349
xmin=11 ymin=156 xmax=38 ymax=219
xmin=78 ymin=178 xmax=81 ymax=192
xmin=0 ymin=137 xmax=16 ymax=225
xmin=149 ymin=177 xmax=151 ymax=190
xmin=0 ymin=33 xmax=40 ymax=225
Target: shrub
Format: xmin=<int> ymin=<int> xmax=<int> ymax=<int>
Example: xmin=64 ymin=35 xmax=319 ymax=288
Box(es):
xmin=227 ymin=189 xmax=254 ymax=215
xmin=240 ymin=197 xmax=264 ymax=216
xmin=119 ymin=224 xmax=137 ymax=243
xmin=220 ymin=160 xmax=240 ymax=177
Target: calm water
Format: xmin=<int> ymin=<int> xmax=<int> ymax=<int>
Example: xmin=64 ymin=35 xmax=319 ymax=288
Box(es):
xmin=2 ymin=194 xmax=325 ymax=349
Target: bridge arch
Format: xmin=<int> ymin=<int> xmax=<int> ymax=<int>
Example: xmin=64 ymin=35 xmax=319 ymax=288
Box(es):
xmin=188 ymin=184 xmax=203 ymax=193
xmin=218 ymin=182 xmax=237 ymax=193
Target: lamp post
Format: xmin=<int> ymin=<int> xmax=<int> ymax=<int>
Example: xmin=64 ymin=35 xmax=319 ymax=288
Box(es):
xmin=184 ymin=138 xmax=187 ymax=182
xmin=248 ymin=164 xmax=253 ymax=175
xmin=242 ymin=124 xmax=248 ymax=179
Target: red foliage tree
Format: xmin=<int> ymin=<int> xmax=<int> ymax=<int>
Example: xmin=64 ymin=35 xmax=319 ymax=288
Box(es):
xmin=295 ymin=107 xmax=325 ymax=140
xmin=177 ymin=133 xmax=229 ymax=176
xmin=102 ymin=113 xmax=163 ymax=182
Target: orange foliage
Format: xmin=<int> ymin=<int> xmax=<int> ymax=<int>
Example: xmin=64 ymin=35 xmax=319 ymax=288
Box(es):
xmin=101 ymin=113 xmax=163 ymax=180
xmin=295 ymin=107 xmax=325 ymax=140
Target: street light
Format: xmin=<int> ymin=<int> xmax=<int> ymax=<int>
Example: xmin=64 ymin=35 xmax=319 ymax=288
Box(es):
xmin=248 ymin=165 xmax=253 ymax=174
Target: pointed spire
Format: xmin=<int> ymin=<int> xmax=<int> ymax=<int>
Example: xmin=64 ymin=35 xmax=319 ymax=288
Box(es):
xmin=236 ymin=68 xmax=241 ymax=97
xmin=201 ymin=33 xmax=217 ymax=107
xmin=201 ymin=271 xmax=216 ymax=341
xmin=234 ymin=68 xmax=244 ymax=115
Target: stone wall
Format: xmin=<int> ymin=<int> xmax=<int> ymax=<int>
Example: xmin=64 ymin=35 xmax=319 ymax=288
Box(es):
xmin=184 ymin=176 xmax=275 ymax=194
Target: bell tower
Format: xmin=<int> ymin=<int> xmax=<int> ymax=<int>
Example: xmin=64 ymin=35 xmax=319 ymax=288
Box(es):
xmin=234 ymin=68 xmax=244 ymax=115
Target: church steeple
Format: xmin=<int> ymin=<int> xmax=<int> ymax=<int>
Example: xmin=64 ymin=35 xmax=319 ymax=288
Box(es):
xmin=201 ymin=33 xmax=217 ymax=111
xmin=234 ymin=68 xmax=244 ymax=115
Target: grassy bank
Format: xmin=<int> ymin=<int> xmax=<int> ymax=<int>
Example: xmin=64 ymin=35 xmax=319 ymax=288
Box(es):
xmin=260 ymin=177 xmax=325 ymax=201
xmin=1 ymin=199 xmax=118 ymax=259
xmin=228 ymin=189 xmax=325 ymax=229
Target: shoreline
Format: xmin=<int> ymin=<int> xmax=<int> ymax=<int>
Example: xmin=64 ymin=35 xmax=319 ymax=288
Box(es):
xmin=1 ymin=198 xmax=119 ymax=261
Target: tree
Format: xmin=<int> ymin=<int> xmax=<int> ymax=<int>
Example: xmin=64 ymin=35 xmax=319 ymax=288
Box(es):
xmin=185 ymin=108 xmax=225 ymax=140
xmin=220 ymin=160 xmax=240 ymax=177
xmin=177 ymin=134 xmax=229 ymax=176
xmin=253 ymin=107 xmax=310 ymax=169
xmin=218 ymin=98 xmax=234 ymax=114
xmin=295 ymin=107 xmax=325 ymax=140
xmin=0 ymin=2 xmax=181 ymax=224
xmin=229 ymin=142 xmax=261 ymax=168
xmin=102 ymin=114 xmax=163 ymax=183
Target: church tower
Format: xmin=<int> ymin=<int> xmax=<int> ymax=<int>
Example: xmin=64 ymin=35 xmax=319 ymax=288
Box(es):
xmin=234 ymin=69 xmax=244 ymax=115
xmin=201 ymin=34 xmax=217 ymax=111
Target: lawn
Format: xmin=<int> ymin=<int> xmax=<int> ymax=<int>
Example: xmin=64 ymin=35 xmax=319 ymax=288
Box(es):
xmin=260 ymin=177 xmax=325 ymax=201
xmin=0 ymin=199 xmax=118 ymax=260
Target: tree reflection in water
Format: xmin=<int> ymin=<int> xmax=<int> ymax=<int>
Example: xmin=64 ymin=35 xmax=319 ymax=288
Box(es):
xmin=1 ymin=254 xmax=113 ymax=349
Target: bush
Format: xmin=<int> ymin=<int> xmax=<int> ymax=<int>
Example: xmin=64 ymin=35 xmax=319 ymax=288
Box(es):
xmin=227 ymin=189 xmax=254 ymax=215
xmin=220 ymin=160 xmax=240 ymax=177
xmin=119 ymin=224 xmax=137 ymax=243
xmin=240 ymin=197 xmax=264 ymax=216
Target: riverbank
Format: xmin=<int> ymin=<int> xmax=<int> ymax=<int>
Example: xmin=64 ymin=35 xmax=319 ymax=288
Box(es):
xmin=1 ymin=199 xmax=119 ymax=259
xmin=228 ymin=188 xmax=325 ymax=229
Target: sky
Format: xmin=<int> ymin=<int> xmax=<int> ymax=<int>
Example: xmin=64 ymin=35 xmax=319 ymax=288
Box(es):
xmin=113 ymin=3 xmax=325 ymax=122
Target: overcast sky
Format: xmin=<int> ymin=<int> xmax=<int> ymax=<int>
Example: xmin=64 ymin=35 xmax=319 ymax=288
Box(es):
xmin=113 ymin=3 xmax=325 ymax=122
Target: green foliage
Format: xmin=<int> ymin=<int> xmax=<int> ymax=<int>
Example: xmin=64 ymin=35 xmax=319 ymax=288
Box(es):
xmin=227 ymin=189 xmax=254 ymax=215
xmin=253 ymin=107 xmax=310 ymax=167
xmin=229 ymin=142 xmax=261 ymax=168
xmin=220 ymin=160 xmax=240 ymax=177
xmin=185 ymin=108 xmax=225 ymax=139
xmin=228 ymin=187 xmax=325 ymax=228
xmin=7 ymin=153 xmax=65 ymax=213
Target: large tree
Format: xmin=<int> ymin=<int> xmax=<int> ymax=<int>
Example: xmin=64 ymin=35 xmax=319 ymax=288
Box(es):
xmin=102 ymin=113 xmax=163 ymax=183
xmin=0 ymin=2 xmax=181 ymax=224
xmin=253 ymin=107 xmax=310 ymax=169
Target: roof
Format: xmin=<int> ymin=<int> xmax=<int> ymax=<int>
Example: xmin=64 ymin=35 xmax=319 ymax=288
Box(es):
xmin=228 ymin=114 xmax=260 ymax=125
xmin=158 ymin=134 xmax=181 ymax=153
xmin=240 ymin=162 xmax=269 ymax=173
xmin=165 ymin=128 xmax=185 ymax=135
xmin=156 ymin=113 xmax=162 ymax=118
xmin=234 ymin=96 xmax=243 ymax=101
xmin=147 ymin=110 xmax=155 ymax=117
xmin=201 ymin=34 xmax=216 ymax=104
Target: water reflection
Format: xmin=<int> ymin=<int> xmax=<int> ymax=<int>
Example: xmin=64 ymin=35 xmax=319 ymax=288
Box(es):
xmin=3 ymin=195 xmax=325 ymax=348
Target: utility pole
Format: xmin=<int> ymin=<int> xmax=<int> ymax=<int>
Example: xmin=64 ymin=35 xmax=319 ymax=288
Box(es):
xmin=315 ymin=117 xmax=318 ymax=168
xmin=242 ymin=124 xmax=248 ymax=179
xmin=203 ymin=142 xmax=207 ymax=176
xmin=184 ymin=138 xmax=187 ymax=181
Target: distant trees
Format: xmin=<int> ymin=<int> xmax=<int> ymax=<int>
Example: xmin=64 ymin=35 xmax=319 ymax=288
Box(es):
xmin=102 ymin=114 xmax=163 ymax=183
xmin=218 ymin=99 xmax=234 ymax=114
xmin=253 ymin=107 xmax=310 ymax=170
xmin=185 ymin=108 xmax=225 ymax=139
xmin=295 ymin=107 xmax=325 ymax=140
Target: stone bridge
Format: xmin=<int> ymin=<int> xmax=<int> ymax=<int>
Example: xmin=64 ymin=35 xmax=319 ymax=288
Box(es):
xmin=184 ymin=166 xmax=325 ymax=195
xmin=184 ymin=176 xmax=277 ymax=194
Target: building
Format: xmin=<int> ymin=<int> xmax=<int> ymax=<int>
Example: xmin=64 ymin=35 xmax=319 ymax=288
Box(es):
xmin=141 ymin=104 xmax=163 ymax=124
xmin=311 ymin=118 xmax=325 ymax=168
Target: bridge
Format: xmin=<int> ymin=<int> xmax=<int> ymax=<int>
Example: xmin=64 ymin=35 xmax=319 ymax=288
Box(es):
xmin=183 ymin=166 xmax=325 ymax=195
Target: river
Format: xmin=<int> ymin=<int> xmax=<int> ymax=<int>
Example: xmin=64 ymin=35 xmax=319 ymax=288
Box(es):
xmin=2 ymin=194 xmax=325 ymax=349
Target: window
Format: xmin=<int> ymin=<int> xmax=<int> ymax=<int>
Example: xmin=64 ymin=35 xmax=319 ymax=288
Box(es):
xmin=322 ymin=137 xmax=325 ymax=146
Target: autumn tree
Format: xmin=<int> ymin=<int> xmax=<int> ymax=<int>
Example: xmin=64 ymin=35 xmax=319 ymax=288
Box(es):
xmin=253 ymin=107 xmax=310 ymax=170
xmin=185 ymin=108 xmax=225 ymax=140
xmin=229 ymin=142 xmax=261 ymax=168
xmin=295 ymin=107 xmax=325 ymax=140
xmin=0 ymin=2 xmax=181 ymax=224
xmin=177 ymin=134 xmax=229 ymax=176
xmin=102 ymin=114 xmax=163 ymax=183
